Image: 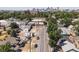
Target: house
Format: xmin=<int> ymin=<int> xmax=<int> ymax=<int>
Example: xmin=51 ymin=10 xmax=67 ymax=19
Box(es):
xmin=18 ymin=31 xmax=31 ymax=41
xmin=20 ymin=25 xmax=32 ymax=32
xmin=59 ymin=27 xmax=70 ymax=36
xmin=32 ymin=18 xmax=45 ymax=25
xmin=14 ymin=21 xmax=25 ymax=27
xmin=61 ymin=41 xmax=79 ymax=52
xmin=72 ymin=18 xmax=79 ymax=23
xmin=0 ymin=20 xmax=8 ymax=27
xmin=66 ymin=49 xmax=79 ymax=52
xmin=57 ymin=36 xmax=69 ymax=46
xmin=18 ymin=25 xmax=32 ymax=41
xmin=68 ymin=25 xmax=74 ymax=31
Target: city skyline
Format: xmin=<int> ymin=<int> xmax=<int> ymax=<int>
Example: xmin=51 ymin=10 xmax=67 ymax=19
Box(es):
xmin=0 ymin=7 xmax=79 ymax=10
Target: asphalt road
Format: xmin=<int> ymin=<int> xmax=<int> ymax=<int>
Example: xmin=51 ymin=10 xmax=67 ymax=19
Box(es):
xmin=36 ymin=25 xmax=50 ymax=52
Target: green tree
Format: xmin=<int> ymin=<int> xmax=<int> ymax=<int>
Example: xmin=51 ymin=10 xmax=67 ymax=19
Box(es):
xmin=0 ymin=43 xmax=14 ymax=52
xmin=49 ymin=39 xmax=56 ymax=47
xmin=10 ymin=22 xmax=19 ymax=29
xmin=60 ymin=18 xmax=72 ymax=27
xmin=47 ymin=17 xmax=61 ymax=48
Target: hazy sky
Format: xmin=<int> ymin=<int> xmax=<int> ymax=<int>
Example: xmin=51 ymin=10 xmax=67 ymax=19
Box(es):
xmin=0 ymin=7 xmax=79 ymax=10
xmin=0 ymin=7 xmax=47 ymax=10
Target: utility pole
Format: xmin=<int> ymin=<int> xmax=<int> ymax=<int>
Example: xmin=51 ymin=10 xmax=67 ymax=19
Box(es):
xmin=29 ymin=35 xmax=32 ymax=52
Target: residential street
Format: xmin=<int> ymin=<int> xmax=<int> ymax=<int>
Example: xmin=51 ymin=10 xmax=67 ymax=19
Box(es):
xmin=35 ymin=25 xmax=51 ymax=52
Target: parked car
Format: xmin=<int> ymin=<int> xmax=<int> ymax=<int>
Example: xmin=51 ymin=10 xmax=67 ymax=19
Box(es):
xmin=34 ymin=44 xmax=38 ymax=48
xmin=11 ymin=44 xmax=16 ymax=48
xmin=37 ymin=36 xmax=39 ymax=40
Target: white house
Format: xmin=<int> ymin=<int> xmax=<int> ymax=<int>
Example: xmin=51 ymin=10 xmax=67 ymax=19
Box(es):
xmin=32 ymin=18 xmax=45 ymax=25
xmin=0 ymin=20 xmax=8 ymax=27
xmin=72 ymin=18 xmax=79 ymax=23
xmin=60 ymin=27 xmax=70 ymax=35
xmin=62 ymin=41 xmax=79 ymax=52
